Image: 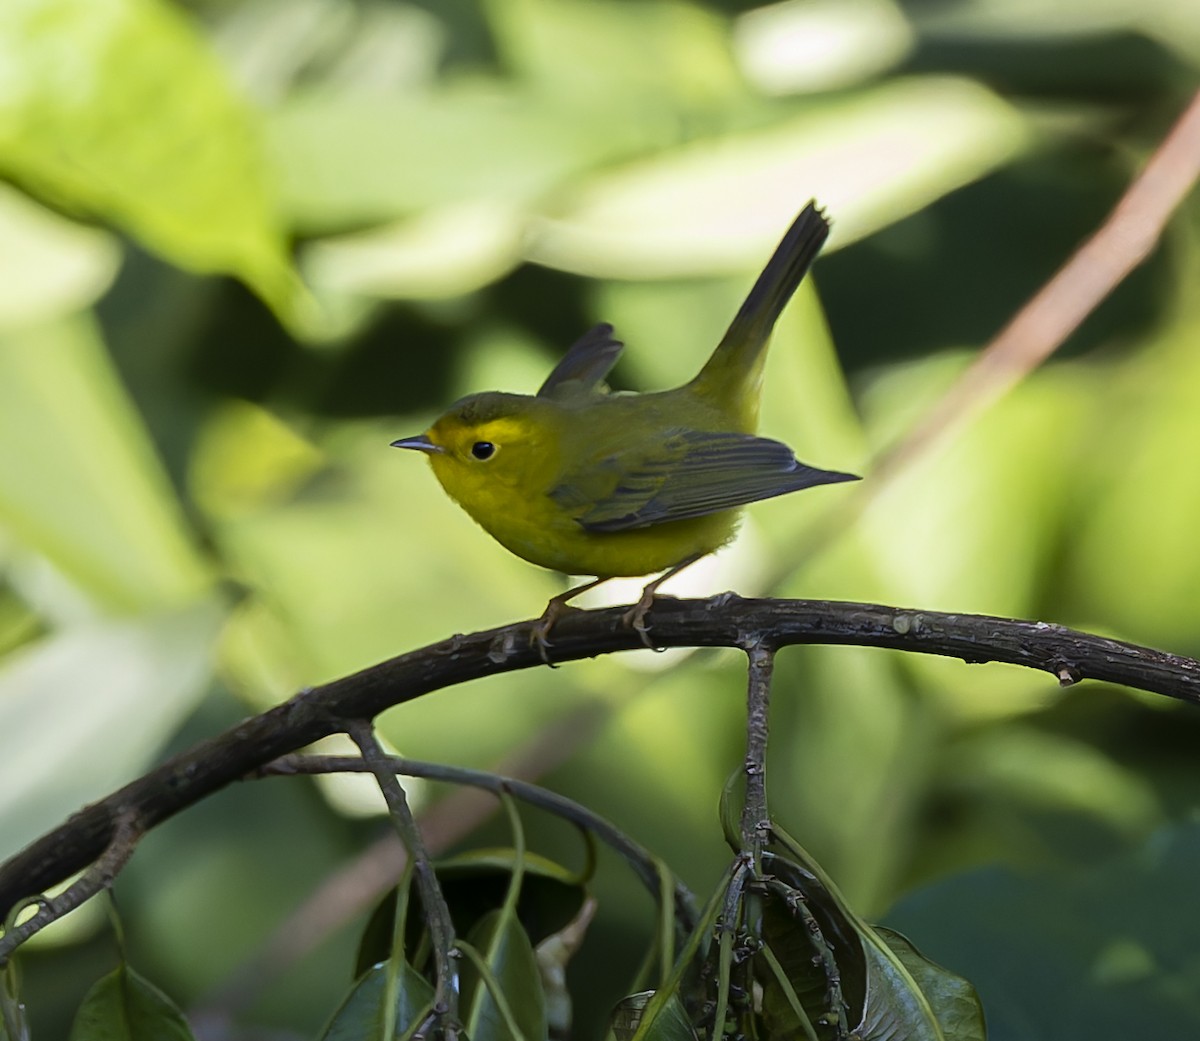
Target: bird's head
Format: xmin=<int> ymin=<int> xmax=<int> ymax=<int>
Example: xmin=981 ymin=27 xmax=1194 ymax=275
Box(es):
xmin=391 ymin=392 xmax=560 ymax=506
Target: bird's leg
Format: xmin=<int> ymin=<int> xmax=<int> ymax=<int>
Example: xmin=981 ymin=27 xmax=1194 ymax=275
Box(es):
xmin=532 ymin=577 xmax=611 ymax=664
xmin=622 ymin=555 xmax=703 ymax=649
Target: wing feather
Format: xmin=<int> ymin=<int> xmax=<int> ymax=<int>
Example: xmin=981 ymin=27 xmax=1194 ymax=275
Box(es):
xmin=552 ymin=430 xmax=858 ymax=532
xmin=537 ymin=324 xmax=624 ymax=400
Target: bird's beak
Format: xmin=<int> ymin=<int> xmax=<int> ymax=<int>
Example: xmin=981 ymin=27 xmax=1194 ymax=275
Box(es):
xmin=390 ymin=434 xmax=445 ymax=454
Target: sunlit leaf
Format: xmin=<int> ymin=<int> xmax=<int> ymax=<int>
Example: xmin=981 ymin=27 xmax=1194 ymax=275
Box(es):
xmin=0 ymin=316 xmax=211 ymax=610
xmin=0 ymin=0 xmax=299 ymax=321
xmin=734 ymin=0 xmax=914 ymax=94
xmin=268 ymin=83 xmax=659 ymax=234
xmin=527 ymin=77 xmax=1030 ymax=278
xmin=67 ymin=965 xmax=194 ymax=1041
xmin=0 ymin=602 xmax=222 ymax=863
xmin=484 ymin=0 xmax=744 ymax=109
xmin=302 ymin=200 xmax=525 ymax=302
xmin=0 ymin=183 xmax=120 ymax=334
xmin=944 ymin=724 xmax=1162 ymax=838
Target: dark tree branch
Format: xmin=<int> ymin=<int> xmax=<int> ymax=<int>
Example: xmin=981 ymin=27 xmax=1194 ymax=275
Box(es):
xmin=2 ymin=596 xmax=1199 ymax=951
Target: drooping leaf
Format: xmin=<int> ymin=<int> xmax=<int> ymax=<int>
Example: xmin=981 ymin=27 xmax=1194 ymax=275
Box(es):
xmin=759 ymin=843 xmax=975 ymax=1041
xmin=758 ymin=855 xmax=867 ymax=1041
xmin=67 ymin=965 xmax=195 ymax=1041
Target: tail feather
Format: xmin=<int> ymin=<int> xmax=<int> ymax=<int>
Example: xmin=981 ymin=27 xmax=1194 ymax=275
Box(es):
xmin=692 ymin=201 xmax=831 ymax=420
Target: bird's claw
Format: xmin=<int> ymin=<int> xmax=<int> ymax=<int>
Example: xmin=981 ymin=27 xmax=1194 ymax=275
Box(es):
xmin=621 ymin=597 xmax=660 ymax=651
xmin=530 ymin=615 xmax=559 ymax=667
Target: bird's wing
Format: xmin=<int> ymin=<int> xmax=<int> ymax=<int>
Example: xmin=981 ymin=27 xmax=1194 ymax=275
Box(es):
xmin=536 ymin=324 xmax=625 ymax=401
xmin=552 ymin=429 xmax=859 ymax=532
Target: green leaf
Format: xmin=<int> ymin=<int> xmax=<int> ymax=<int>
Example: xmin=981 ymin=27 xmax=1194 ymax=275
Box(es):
xmin=527 ymin=77 xmax=1030 ymax=278
xmin=887 ymin=820 xmax=1200 ymax=1040
xmin=319 ymin=961 xmax=435 ymax=1041
xmin=355 ymin=854 xmax=588 ymax=979
xmin=0 ymin=0 xmax=299 ymax=322
xmin=484 ymin=0 xmax=744 ymax=109
xmin=758 ymin=856 xmax=867 ymax=1041
xmin=0 ymin=315 xmax=212 ymax=611
xmin=1 ymin=958 xmax=29 ymax=1041
xmin=355 ymin=888 xmax=402 ymax=983
xmin=461 ymin=910 xmax=548 ymax=1041
xmin=0 ymin=603 xmax=222 ymax=863
xmin=269 ymin=83 xmax=656 ymax=235
xmin=875 ymin=929 xmax=986 ymax=1041
xmin=0 ymin=183 xmax=120 ymax=333
xmin=612 ymin=992 xmax=698 ymax=1041
xmin=68 ymin=964 xmax=194 ymax=1041
xmin=759 ymin=844 xmax=968 ymax=1041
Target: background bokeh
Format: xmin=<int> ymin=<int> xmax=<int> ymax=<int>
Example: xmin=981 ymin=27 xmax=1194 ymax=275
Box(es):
xmin=1 ymin=0 xmax=1199 ymax=1037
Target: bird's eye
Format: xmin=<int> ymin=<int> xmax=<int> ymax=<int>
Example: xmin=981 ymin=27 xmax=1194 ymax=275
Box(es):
xmin=470 ymin=441 xmax=496 ymax=461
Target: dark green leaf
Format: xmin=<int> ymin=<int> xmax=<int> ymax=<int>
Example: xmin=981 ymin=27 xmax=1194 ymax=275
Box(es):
xmin=718 ymin=769 xmax=744 ymax=852
xmin=886 ymin=821 xmax=1200 ymax=1040
xmin=612 ymin=992 xmax=698 ymax=1041
xmin=319 ymin=961 xmax=435 ymax=1041
xmin=67 ymin=965 xmax=194 ymax=1041
xmin=758 ymin=852 xmax=867 ymax=1040
xmin=1 ymin=958 xmax=29 ymax=1041
xmin=355 ymin=888 xmax=401 ymax=982
xmin=759 ymin=844 xmax=971 ymax=1041
xmin=876 ymin=928 xmax=986 ymax=1041
xmin=461 ymin=910 xmax=547 ymax=1041
xmin=356 ymin=852 xmax=589 ymax=977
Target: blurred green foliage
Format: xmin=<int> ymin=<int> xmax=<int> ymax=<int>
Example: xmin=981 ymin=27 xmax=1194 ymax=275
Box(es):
xmin=0 ymin=0 xmax=1198 ymax=1037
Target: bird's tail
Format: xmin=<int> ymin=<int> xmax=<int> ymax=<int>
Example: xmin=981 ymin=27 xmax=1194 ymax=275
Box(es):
xmin=690 ymin=201 xmax=831 ymax=425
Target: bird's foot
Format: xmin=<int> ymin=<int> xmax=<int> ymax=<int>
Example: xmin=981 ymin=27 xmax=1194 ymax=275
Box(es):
xmin=620 ymin=591 xmax=660 ymax=650
xmin=530 ymin=600 xmax=570 ymax=667
xmin=531 ymin=578 xmax=609 ymax=666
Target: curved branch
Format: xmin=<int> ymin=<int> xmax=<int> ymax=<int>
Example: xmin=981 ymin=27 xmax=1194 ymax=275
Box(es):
xmin=1 ymin=596 xmax=1198 ymax=937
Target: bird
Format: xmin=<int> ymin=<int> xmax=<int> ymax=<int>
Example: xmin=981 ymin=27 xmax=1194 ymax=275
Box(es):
xmin=392 ymin=201 xmax=858 ymax=655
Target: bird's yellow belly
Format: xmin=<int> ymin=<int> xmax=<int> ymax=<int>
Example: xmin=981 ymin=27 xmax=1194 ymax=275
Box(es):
xmin=455 ymin=478 xmax=738 ymax=578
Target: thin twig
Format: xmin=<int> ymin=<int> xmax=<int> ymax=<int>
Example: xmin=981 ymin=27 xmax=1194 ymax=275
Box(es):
xmin=0 ymin=809 xmax=139 ymax=964
xmin=260 ymin=753 xmax=697 ymax=926
xmin=345 ymin=721 xmax=459 ymax=1037
xmin=193 ymin=703 xmax=615 ymax=1019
